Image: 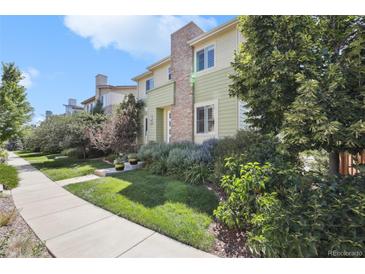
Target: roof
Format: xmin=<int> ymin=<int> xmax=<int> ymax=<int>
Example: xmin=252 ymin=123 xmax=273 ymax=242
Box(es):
xmin=132 ymin=70 xmax=153 ymax=81
xmin=188 ymin=18 xmax=238 ymax=46
xmin=81 ymin=96 xmax=96 ymax=105
xmin=97 ymin=85 xmax=137 ymax=90
xmin=147 ymin=56 xmax=171 ymax=70
xmin=63 ymin=104 xmax=84 ymax=110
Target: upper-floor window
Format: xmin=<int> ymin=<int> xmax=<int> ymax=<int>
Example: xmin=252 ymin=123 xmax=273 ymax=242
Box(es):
xmin=146 ymin=78 xmax=154 ymax=91
xmin=196 ymin=45 xmax=215 ymax=72
xmin=196 ymin=104 xmax=214 ymax=134
xmin=168 ymin=66 xmax=172 ymax=80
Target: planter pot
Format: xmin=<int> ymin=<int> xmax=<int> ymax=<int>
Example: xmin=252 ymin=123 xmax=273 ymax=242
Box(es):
xmin=115 ymin=164 xmax=125 ymax=171
xmin=129 ymin=159 xmax=138 ymax=165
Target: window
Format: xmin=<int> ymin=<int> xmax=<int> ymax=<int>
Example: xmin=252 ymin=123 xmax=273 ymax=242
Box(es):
xmin=196 ymin=105 xmax=214 ymax=134
xmin=196 ymin=45 xmax=215 ymax=72
xmin=146 ymin=78 xmax=154 ymax=91
xmin=168 ymin=66 xmax=172 ymax=80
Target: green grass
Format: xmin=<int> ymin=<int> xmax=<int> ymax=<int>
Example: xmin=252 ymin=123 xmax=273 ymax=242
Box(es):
xmin=0 ymin=164 xmax=19 ymax=189
xmin=65 ymin=169 xmax=219 ymax=251
xmin=16 ymin=151 xmax=112 ymax=181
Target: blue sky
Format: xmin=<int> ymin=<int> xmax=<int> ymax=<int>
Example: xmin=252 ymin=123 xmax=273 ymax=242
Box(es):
xmin=0 ymin=15 xmax=235 ymax=123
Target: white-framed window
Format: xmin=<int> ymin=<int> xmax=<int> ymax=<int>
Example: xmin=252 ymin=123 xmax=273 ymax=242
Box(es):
xmin=146 ymin=78 xmax=154 ymax=91
xmin=196 ymin=45 xmax=215 ymax=72
xmin=167 ymin=66 xmax=172 ymax=80
xmin=196 ymin=104 xmax=215 ymax=134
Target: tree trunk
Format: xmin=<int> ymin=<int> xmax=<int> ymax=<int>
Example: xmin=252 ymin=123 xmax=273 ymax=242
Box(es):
xmin=329 ymin=151 xmax=340 ymax=176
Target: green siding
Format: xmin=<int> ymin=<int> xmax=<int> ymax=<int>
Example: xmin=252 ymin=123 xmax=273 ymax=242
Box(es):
xmin=146 ymin=82 xmax=175 ymax=142
xmin=194 ymin=67 xmax=238 ymax=138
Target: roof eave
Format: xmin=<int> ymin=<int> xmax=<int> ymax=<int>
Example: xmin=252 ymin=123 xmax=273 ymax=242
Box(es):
xmin=188 ymin=18 xmax=238 ymax=46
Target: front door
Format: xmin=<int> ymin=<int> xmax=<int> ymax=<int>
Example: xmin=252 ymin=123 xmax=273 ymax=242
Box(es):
xmin=166 ymin=110 xmax=171 ymax=143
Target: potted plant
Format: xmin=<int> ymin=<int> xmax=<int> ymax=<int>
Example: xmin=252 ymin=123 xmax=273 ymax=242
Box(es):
xmin=128 ymin=153 xmax=138 ymax=165
xmin=113 ymin=154 xmax=126 ymax=171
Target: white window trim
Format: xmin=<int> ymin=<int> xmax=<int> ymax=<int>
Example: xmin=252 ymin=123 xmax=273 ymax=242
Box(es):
xmin=146 ymin=77 xmax=154 ymax=92
xmin=194 ymin=99 xmax=218 ymax=137
xmin=194 ymin=43 xmax=216 ymax=74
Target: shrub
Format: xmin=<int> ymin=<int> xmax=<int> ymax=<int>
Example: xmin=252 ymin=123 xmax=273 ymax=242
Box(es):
xmin=149 ymin=157 xmax=168 ymax=175
xmin=214 ymin=156 xmax=365 ymax=257
xmin=0 ymin=163 xmax=19 ymax=189
xmin=166 ymin=148 xmax=193 ymax=175
xmin=184 ymin=163 xmax=210 ymax=185
xmin=61 ymin=147 xmax=84 ymax=159
xmin=212 ymin=130 xmax=294 ymax=182
xmin=214 ymin=160 xmax=272 ymax=230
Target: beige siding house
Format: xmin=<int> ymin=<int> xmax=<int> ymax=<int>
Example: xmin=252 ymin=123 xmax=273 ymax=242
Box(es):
xmin=133 ymin=18 xmax=246 ymax=145
xmin=82 ymin=74 xmax=137 ymax=114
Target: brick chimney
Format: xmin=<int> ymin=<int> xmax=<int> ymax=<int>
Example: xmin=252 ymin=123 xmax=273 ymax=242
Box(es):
xmin=170 ymin=22 xmax=204 ymax=142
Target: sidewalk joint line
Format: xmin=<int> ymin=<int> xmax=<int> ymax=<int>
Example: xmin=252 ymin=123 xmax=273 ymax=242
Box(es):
xmin=44 ymin=215 xmax=114 ymax=241
xmin=27 ymin=203 xmax=88 ymax=221
xmin=115 ymin=232 xmax=156 ymax=258
xmin=15 ymin=193 xmax=69 ymax=207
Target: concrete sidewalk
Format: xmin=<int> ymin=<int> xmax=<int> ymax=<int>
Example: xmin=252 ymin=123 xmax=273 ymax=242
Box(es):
xmin=8 ymin=152 xmax=215 ymax=258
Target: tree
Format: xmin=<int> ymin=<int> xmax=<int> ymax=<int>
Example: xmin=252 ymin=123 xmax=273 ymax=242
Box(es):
xmin=230 ymin=16 xmax=365 ymax=174
xmin=0 ymin=63 xmax=33 ymax=144
xmin=63 ymin=112 xmax=106 ymax=159
xmin=92 ymin=99 xmax=104 ymax=114
xmin=88 ymin=94 xmax=144 ymax=154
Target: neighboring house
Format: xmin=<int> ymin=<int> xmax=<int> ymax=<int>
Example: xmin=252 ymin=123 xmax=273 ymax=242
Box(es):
xmin=81 ymin=74 xmax=137 ymax=114
xmin=64 ymin=98 xmax=84 ymax=116
xmin=133 ymin=18 xmax=246 ymax=145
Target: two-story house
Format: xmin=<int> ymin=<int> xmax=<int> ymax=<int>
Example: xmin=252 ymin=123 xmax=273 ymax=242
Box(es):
xmin=82 ymin=74 xmax=137 ymax=114
xmin=133 ymin=18 xmax=246 ymax=145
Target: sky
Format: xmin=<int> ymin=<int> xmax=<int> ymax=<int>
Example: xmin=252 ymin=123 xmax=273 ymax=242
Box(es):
xmin=0 ymin=15 xmax=235 ymax=123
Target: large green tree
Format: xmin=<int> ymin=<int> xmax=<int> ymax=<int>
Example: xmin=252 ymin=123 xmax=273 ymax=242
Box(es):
xmin=0 ymin=63 xmax=33 ymax=144
xmin=230 ymin=16 xmax=365 ymax=174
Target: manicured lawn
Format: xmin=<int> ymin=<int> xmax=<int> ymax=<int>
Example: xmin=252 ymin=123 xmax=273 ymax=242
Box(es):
xmin=65 ymin=169 xmax=219 ymax=251
xmin=16 ymin=151 xmax=112 ymax=181
xmin=0 ymin=164 xmax=19 ymax=189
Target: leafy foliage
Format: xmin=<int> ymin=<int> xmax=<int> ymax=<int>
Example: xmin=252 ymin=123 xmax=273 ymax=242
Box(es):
xmin=230 ymin=16 xmax=365 ymax=172
xmin=87 ymin=94 xmax=144 ymax=154
xmin=0 ymin=63 xmax=33 ymax=144
xmin=214 ymin=156 xmax=365 ymax=257
xmin=23 ymin=112 xmax=106 ymax=157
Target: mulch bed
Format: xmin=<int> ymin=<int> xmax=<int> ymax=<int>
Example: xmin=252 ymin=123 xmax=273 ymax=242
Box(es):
xmin=0 ymin=194 xmax=52 ymax=258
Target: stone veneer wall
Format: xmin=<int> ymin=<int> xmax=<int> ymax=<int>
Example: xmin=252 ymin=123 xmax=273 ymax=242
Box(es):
xmin=170 ymin=22 xmax=204 ymax=142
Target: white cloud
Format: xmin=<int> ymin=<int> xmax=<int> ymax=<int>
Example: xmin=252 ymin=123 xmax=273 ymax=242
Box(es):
xmin=20 ymin=67 xmax=40 ymax=88
xmin=64 ymin=16 xmax=217 ymax=59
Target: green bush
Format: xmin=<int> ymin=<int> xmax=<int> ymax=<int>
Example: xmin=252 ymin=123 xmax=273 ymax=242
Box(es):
xmin=214 ymin=160 xmax=272 ymax=229
xmin=214 ymin=156 xmax=365 ymax=257
xmin=0 ymin=163 xmax=19 ymax=189
xmin=166 ymin=148 xmax=193 ymax=175
xmin=212 ymin=130 xmax=294 ymax=182
xmin=184 ymin=163 xmax=211 ymax=185
xmin=61 ymin=147 xmax=85 ymax=159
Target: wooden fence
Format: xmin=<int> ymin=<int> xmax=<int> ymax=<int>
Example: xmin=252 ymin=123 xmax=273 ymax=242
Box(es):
xmin=339 ymin=150 xmax=365 ymax=175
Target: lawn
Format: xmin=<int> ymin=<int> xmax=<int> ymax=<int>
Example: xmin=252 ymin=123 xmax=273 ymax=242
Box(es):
xmin=65 ymin=169 xmax=219 ymax=251
xmin=16 ymin=151 xmax=112 ymax=181
xmin=0 ymin=164 xmax=19 ymax=189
